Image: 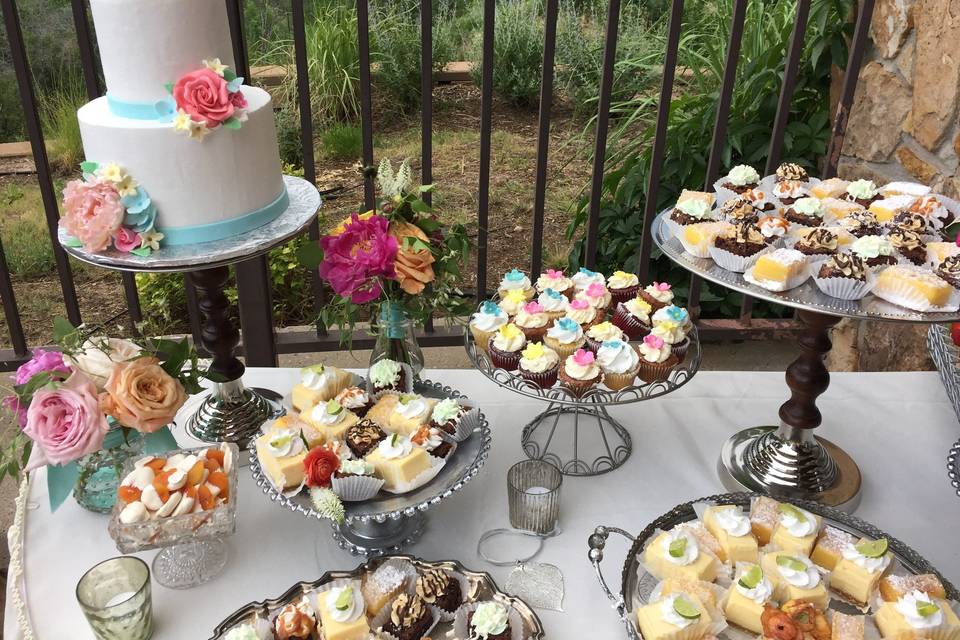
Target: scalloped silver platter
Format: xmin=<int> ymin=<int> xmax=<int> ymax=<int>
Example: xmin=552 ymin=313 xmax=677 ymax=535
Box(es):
xmin=209 ymin=555 xmax=544 ymax=640
xmin=249 ymin=378 xmax=492 ymax=524
xmin=948 ymin=438 xmax=960 ymax=498
xmin=58 ymin=175 xmax=321 ymax=273
xmin=463 ymin=324 xmax=702 ymax=407
xmin=611 ymin=491 xmax=958 ymax=640
xmin=652 ymin=211 xmax=960 ymax=322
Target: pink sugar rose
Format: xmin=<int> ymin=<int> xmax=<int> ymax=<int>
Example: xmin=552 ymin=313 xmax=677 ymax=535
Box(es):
xmin=570 ymin=299 xmax=590 ymax=310
xmin=572 ymin=349 xmax=595 ymax=366
xmin=523 ymin=302 xmax=544 ymax=314
xmin=229 ymin=89 xmax=248 ymax=110
xmin=643 ymin=334 xmax=665 ymax=349
xmin=23 ymin=371 xmax=109 ymax=470
xmin=61 ymin=179 xmax=124 ymax=252
xmin=586 ymin=283 xmax=607 ymax=297
xmin=546 ymin=268 xmax=564 ymax=277
xmin=113 ymin=226 xmax=140 ymax=252
xmin=173 ymin=68 xmax=235 ymax=128
xmin=651 ymin=281 xmax=671 ymax=291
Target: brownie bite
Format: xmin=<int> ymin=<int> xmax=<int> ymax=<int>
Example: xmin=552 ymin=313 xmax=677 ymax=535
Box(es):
xmin=429 ymin=398 xmax=466 ymax=437
xmin=794 ymin=228 xmax=839 ymax=257
xmin=718 ymin=197 xmax=760 ymax=224
xmin=713 ymin=221 xmax=767 ymax=257
xmin=838 ymin=211 xmax=882 ymax=238
xmin=818 ymin=253 xmax=868 ymax=282
xmin=892 ymin=212 xmax=932 ymax=235
xmin=775 ymin=161 xmax=808 ymax=183
xmin=937 ymin=255 xmax=960 ymax=288
xmin=783 ymin=198 xmax=824 ymax=227
xmin=415 ymin=569 xmax=463 ymax=613
xmin=887 ymin=228 xmax=927 ymax=266
xmin=381 ymin=593 xmax=433 ymax=640
xmin=345 ymin=419 xmax=387 ymax=458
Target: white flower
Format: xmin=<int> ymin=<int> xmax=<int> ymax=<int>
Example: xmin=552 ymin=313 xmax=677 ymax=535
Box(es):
xmin=172 ymin=109 xmax=193 ymax=132
xmin=116 ymin=175 xmax=138 ymax=198
xmin=98 ymin=163 xmax=126 ymax=184
xmin=139 ymin=230 xmax=164 ymax=251
xmin=64 ymin=338 xmax=142 ymax=389
xmin=203 ymin=58 xmax=228 ymax=76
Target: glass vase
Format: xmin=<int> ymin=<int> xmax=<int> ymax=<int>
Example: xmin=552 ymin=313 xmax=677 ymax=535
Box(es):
xmin=370 ymin=302 xmax=424 ymax=377
xmin=74 ymin=427 xmax=144 ymax=513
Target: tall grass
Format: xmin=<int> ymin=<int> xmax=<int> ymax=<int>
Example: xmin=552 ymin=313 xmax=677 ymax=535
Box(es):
xmin=470 ymin=0 xmax=544 ymax=107
xmin=0 ymin=183 xmax=55 ymax=277
xmin=39 ymin=77 xmax=86 ymax=173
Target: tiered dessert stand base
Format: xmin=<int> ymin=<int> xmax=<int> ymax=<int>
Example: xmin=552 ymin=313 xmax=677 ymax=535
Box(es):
xmin=60 ymin=175 xmax=321 ymax=448
xmin=653 ymin=211 xmax=960 ymax=510
xmin=464 ymin=326 xmax=701 ymax=476
xmin=925 ymin=324 xmax=960 ymax=498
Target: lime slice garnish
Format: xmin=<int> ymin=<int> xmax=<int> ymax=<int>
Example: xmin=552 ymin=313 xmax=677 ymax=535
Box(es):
xmin=301 ymin=364 xmax=325 ymax=376
xmin=778 ymin=503 xmax=804 ymax=521
xmin=334 ymin=586 xmax=353 ymax=611
xmin=738 ymin=565 xmax=763 ymax=589
xmin=916 ymin=601 xmax=940 ymax=618
xmin=269 ymin=433 xmax=292 ymax=448
xmin=325 ymin=399 xmax=343 ymax=415
xmin=390 ymin=433 xmax=400 ymax=446
xmin=668 ymin=537 xmax=687 ymax=558
xmin=400 ymin=393 xmax=417 ymax=404
xmin=672 ymin=596 xmax=701 ymax=620
xmin=855 ymin=538 xmax=888 ymax=559
xmin=776 ymin=555 xmax=808 ymax=573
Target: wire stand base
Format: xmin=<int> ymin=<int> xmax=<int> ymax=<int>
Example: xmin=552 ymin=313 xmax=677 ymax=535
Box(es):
xmin=522 ymin=403 xmax=632 ymax=477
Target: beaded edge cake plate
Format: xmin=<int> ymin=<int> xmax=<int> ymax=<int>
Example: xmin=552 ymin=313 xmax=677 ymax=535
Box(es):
xmin=589 ymin=491 xmax=959 ymax=640
xmin=208 ymin=555 xmax=545 ymax=640
xmin=653 ymin=211 xmax=960 ymax=322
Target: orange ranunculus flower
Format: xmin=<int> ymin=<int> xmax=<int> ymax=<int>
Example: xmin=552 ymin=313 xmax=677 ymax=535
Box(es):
xmin=331 ymin=210 xmax=374 ymax=236
xmin=99 ymin=356 xmax=188 ymax=433
xmin=389 ymin=221 xmax=436 ymax=294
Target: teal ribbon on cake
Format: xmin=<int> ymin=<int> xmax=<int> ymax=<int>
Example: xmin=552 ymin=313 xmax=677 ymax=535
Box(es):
xmin=156 ymin=188 xmax=289 ymax=245
xmin=107 ymin=93 xmax=176 ymax=122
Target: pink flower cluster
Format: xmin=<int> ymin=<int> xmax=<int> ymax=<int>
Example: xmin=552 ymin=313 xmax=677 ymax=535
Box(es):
xmin=3 ymin=349 xmax=72 ymax=427
xmin=61 ymin=179 xmax=125 ymax=252
xmin=318 ymin=213 xmax=398 ymax=303
xmin=174 ymin=68 xmax=247 ymax=128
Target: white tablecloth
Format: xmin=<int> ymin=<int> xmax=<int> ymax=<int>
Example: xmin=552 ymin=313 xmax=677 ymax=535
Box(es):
xmin=6 ymin=369 xmax=960 ymax=639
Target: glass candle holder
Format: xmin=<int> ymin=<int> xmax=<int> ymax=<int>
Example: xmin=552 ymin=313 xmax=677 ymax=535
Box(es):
xmin=76 ymin=556 xmax=153 ymax=640
xmin=508 ymin=459 xmax=562 ymax=535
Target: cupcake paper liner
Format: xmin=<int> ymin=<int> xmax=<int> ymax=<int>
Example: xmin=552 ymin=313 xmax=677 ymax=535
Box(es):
xmin=609 ymin=283 xmax=641 ymax=305
xmin=453 ymin=601 xmax=527 ymax=640
xmin=871 ymin=275 xmax=960 ymax=312
xmin=678 ymin=225 xmax=723 ymax=259
xmin=708 ymin=243 xmax=772 ymax=273
xmin=812 ymin=272 xmax=876 ymax=301
xmin=543 ymin=337 xmax=585 ymax=361
xmin=637 ymin=355 xmax=679 ymax=383
xmin=331 ymin=473 xmax=385 ymax=502
xmin=664 ymin=217 xmax=684 ymax=240
xmin=405 ymin=570 xmax=472 ymax=622
xmin=365 ymin=362 xmax=415 ymax=395
xmin=519 ymin=365 xmax=559 ymax=389
xmin=369 ymin=593 xmax=441 ymax=640
xmin=671 ymin=337 xmax=690 ymax=362
xmin=442 ymin=401 xmax=481 ymax=442
xmin=603 ymin=366 xmax=640 ymax=390
xmin=612 ymin=304 xmax=652 ymax=340
xmin=469 ymin=325 xmax=499 ymax=354
xmin=743 ymin=262 xmax=812 ymax=292
xmin=383 ymin=456 xmax=447 ymax=494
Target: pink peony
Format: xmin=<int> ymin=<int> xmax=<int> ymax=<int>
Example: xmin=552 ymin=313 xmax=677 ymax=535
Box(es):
xmin=229 ymin=90 xmax=248 ymax=110
xmin=173 ymin=68 xmax=235 ymax=127
xmin=23 ymin=371 xmax=109 ymax=470
xmin=113 ymin=226 xmax=140 ymax=252
xmin=15 ymin=348 xmax=71 ymax=385
xmin=319 ymin=213 xmax=398 ymax=304
xmin=61 ymin=179 xmax=124 ymax=252
xmin=3 ymin=396 xmax=27 ymax=428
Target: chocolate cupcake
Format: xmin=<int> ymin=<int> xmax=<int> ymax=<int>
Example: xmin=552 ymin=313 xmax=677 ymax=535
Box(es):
xmin=888 ymin=228 xmax=927 ymax=265
xmin=844 ymin=178 xmax=881 ymax=207
xmin=818 ymin=253 xmax=869 ymax=282
xmin=718 ymin=197 xmax=760 ymax=224
xmin=714 ymin=221 xmax=767 ymax=257
xmin=415 ymin=569 xmax=462 ymax=614
xmin=772 ymin=179 xmax=808 ymax=206
xmin=775 ymin=161 xmax=808 ymax=183
xmin=794 ymin=228 xmax=839 ymax=257
xmin=558 ymin=349 xmax=603 ymax=396
xmin=381 ymin=593 xmax=433 ymax=640
xmin=937 ymin=255 xmax=960 ymax=288
xmin=606 ymin=271 xmax=641 ymax=304
xmin=838 ymin=210 xmax=882 ymax=238
xmin=783 ymin=197 xmax=825 ymax=227
xmin=335 ymin=386 xmax=373 ymax=418
xmin=429 ymin=398 xmax=466 ymax=436
xmin=411 ymin=425 xmax=453 ymax=459
xmin=487 ymin=324 xmax=526 ymax=371
xmin=369 ymin=359 xmax=407 ymax=393
xmin=584 ymin=321 xmax=625 ymax=354
xmin=517 ymin=342 xmax=560 ymax=389
xmin=466 ymin=603 xmax=512 ymax=640
xmin=345 ymin=419 xmax=387 ymax=458
xmin=670 ymin=198 xmax=714 ymax=226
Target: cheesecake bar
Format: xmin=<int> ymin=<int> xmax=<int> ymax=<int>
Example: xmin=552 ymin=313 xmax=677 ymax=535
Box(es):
xmin=750 ymin=496 xmax=780 ymax=546
xmin=771 ymin=503 xmax=822 ymax=557
xmin=636 ymin=593 xmax=714 ymax=640
xmin=702 ymin=505 xmax=758 ymax=564
xmin=642 ymin=529 xmax=720 ymax=582
xmin=760 ymin=552 xmax=829 ymax=610
xmin=830 ymin=537 xmax=892 ymax=604
xmin=810 ymin=525 xmax=857 ymax=571
xmin=880 ymin=574 xmax=947 ymax=603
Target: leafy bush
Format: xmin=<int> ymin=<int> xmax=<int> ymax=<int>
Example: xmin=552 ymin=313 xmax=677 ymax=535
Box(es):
xmin=320 ymin=124 xmax=362 ymax=160
xmin=470 ymin=0 xmax=544 ymax=107
xmin=39 ymin=77 xmax=86 ymax=173
xmin=275 ymin=100 xmax=304 ymax=167
xmin=566 ymin=0 xmax=852 ymax=318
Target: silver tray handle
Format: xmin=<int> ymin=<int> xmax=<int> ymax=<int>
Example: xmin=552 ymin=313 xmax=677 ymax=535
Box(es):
xmin=588 ymin=525 xmax=636 ymax=619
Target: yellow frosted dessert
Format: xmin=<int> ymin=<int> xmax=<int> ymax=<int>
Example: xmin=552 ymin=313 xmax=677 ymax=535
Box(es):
xmin=760 ymin=552 xmax=829 ymax=610
xmin=255 ymin=425 xmax=307 ymax=490
xmin=317 ymin=582 xmax=370 ymax=640
xmin=636 ymin=593 xmax=713 ymax=640
xmin=702 ymin=505 xmax=758 ymax=564
xmin=822 ymin=197 xmax=864 ymax=220
xmin=874 ymin=266 xmax=955 ymax=310
xmin=366 ymin=434 xmax=432 ymax=491
xmin=724 ymin=564 xmax=774 ymax=634
xmin=749 ymin=249 xmax=809 ymax=290
xmin=681 ymin=222 xmax=731 ymax=258
xmin=658 ymin=578 xmax=719 ymax=609
xmin=642 ymin=529 xmax=720 ymax=582
xmin=876 ymin=592 xmax=960 ymax=640
xmin=771 ymin=503 xmax=821 ymax=557
xmin=810 ymin=525 xmax=857 ymax=571
xmin=301 ymin=399 xmax=359 ymax=442
xmin=830 ymin=537 xmax=892 ymax=604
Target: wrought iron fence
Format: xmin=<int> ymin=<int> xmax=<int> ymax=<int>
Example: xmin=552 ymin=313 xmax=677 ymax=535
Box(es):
xmin=0 ymin=0 xmax=875 ymax=371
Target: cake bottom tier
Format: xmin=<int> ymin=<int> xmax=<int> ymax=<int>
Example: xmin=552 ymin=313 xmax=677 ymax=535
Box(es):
xmin=77 ymin=86 xmax=287 ymax=245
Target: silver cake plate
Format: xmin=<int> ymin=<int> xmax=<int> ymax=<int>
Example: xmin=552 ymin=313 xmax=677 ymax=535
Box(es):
xmin=58 ymin=175 xmax=321 ymax=273
xmin=249 ymin=378 xmax=493 ymax=557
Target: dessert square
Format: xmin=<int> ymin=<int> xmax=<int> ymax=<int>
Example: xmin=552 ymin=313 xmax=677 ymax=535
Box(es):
xmin=677 ymin=189 xmax=716 ymax=207
xmin=254 ymin=428 xmax=306 ymax=490
xmin=300 ymin=400 xmax=360 ymax=442
xmin=291 ymin=364 xmax=353 ymax=412
xmin=760 ymin=552 xmax=829 ymax=610
xmin=657 ymin=578 xmax=719 ymax=609
xmin=874 ymin=266 xmax=955 ymax=310
xmin=829 ymin=537 xmax=892 ymax=604
xmin=642 ymin=530 xmax=719 ymax=582
xmin=724 ymin=577 xmax=770 ymax=633
xmin=869 ymin=195 xmax=915 ymax=222
xmin=880 ymin=574 xmax=948 ymax=603
xmin=810 ymin=177 xmax=850 ymax=200
xmin=702 ymin=505 xmax=758 ymax=564
xmin=749 ymin=249 xmax=809 ymax=289
xmin=822 ymin=197 xmax=865 ymax=220
xmin=362 ymin=563 xmax=409 ymax=616
xmin=636 ymin=594 xmax=713 ymax=640
xmin=810 ymin=525 xmax=857 ymax=571
xmin=388 ymin=394 xmax=439 ymax=435
xmin=832 ymin=612 xmax=866 ymax=640
xmin=316 ymin=582 xmax=369 ymax=640
xmin=875 ymin=594 xmax=960 ymax=640
xmin=750 ymin=496 xmax=780 ymax=545
xmin=366 ymin=436 xmax=433 ymax=491
xmin=770 ymin=503 xmax=821 ymax=557
xmin=344 ymin=420 xmax=387 ymax=458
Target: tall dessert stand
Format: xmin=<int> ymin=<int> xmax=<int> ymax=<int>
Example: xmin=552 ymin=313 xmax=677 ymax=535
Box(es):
xmin=464 ymin=321 xmax=702 ymax=476
xmin=925 ymin=324 xmax=960 ymax=498
xmin=58 ymin=175 xmax=321 ymax=447
xmin=653 ymin=211 xmax=960 ymax=511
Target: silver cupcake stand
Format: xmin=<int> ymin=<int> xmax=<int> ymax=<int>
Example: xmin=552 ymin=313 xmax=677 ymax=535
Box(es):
xmin=926 ymin=324 xmax=960 ymax=498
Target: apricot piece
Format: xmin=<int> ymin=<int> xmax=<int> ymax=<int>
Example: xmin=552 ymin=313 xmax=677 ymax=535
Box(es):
xmin=203 ymin=457 xmax=221 ymax=473
xmin=186 ymin=460 xmax=205 ymax=486
xmin=207 ymin=471 xmax=229 ymax=500
xmin=205 ymin=449 xmax=225 ymax=466
xmin=197 ymin=484 xmax=216 ymax=510
xmin=151 ymin=477 xmax=171 ymax=503
xmin=117 ymin=485 xmax=141 ymax=503
xmin=184 ymin=484 xmax=198 ymax=500
xmin=145 ymin=458 xmax=166 ymax=473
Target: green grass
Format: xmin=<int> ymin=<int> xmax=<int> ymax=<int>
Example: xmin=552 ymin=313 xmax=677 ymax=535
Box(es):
xmin=320 ymin=124 xmax=363 ymax=160
xmin=38 ymin=77 xmax=86 ymax=173
xmin=471 ymin=0 xmax=544 ymax=107
xmin=0 ymin=181 xmax=56 ymax=277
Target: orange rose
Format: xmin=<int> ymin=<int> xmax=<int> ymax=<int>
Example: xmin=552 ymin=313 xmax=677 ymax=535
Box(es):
xmin=389 ymin=221 xmax=436 ymax=294
xmin=99 ymin=357 xmax=188 ymax=433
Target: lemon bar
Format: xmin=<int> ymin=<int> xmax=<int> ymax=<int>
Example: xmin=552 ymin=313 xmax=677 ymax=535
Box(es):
xmin=750 ymin=249 xmax=809 ymax=289
xmin=301 ymin=400 xmax=360 ymax=442
xmin=681 ymin=222 xmax=731 ymax=258
xmin=724 ymin=564 xmax=774 ymax=633
xmin=387 ymin=394 xmax=438 ymax=435
xmin=749 ymin=496 xmax=780 ymax=545
xmin=636 ymin=594 xmax=713 ymax=640
xmin=642 ymin=530 xmax=720 ymax=582
xmin=366 ymin=393 xmax=399 ymax=427
xmin=292 ymin=364 xmax=353 ymax=411
xmin=702 ymin=505 xmax=758 ymax=564
xmin=927 ymin=242 xmax=960 ymax=267
xmin=882 ymin=181 xmax=931 ymax=198
xmin=874 ymin=266 xmax=955 ymax=310
xmin=880 ymin=575 xmax=947 ymax=603
xmin=771 ymin=503 xmax=821 ymax=557
xmin=760 ymin=552 xmax=829 ymax=610
xmin=810 ymin=177 xmax=849 ymax=199
xmin=254 ymin=428 xmax=307 ymax=490
xmin=822 ymin=197 xmax=865 ymax=220
xmin=876 ymin=594 xmax=960 ymax=640
xmin=677 ymin=189 xmax=716 ymax=207
xmin=830 ymin=537 xmax=892 ymax=604
xmin=810 ymin=525 xmax=857 ymax=571
xmin=366 ymin=435 xmax=432 ymax=491
xmin=658 ymin=578 xmax=719 ymax=609
xmin=869 ymin=195 xmax=915 ymax=222
xmin=833 ymin=612 xmax=866 ymax=640
xmin=317 ymin=582 xmax=369 ymax=640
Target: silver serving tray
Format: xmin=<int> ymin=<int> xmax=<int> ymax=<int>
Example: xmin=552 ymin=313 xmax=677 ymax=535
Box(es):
xmin=589 ymin=491 xmax=959 ymax=639
xmin=652 ymin=211 xmax=960 ymax=322
xmin=208 ymin=555 xmax=546 ymax=640
xmin=249 ymin=378 xmax=492 ymax=524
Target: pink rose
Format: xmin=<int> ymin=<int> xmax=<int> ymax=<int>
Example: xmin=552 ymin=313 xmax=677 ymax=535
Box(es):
xmin=113 ymin=226 xmax=140 ymax=252
xmin=60 ymin=179 xmax=124 ymax=252
xmin=229 ymin=90 xmax=248 ymax=110
xmin=23 ymin=372 xmax=109 ymax=469
xmin=15 ymin=348 xmax=71 ymax=385
xmin=173 ymin=68 xmax=235 ymax=128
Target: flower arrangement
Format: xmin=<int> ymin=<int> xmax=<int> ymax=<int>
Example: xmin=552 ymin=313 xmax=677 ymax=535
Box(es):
xmin=302 ymin=158 xmax=473 ymax=346
xmin=0 ymin=319 xmax=207 ymax=511
xmin=168 ymin=58 xmax=249 ymax=140
xmin=60 ymin=162 xmax=164 ymax=255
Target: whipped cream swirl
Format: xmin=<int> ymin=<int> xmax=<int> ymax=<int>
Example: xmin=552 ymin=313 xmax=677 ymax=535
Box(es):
xmin=662 ymin=529 xmax=699 ymax=566
xmin=736 ymin=574 xmax=774 ymax=604
xmin=841 ymin=543 xmax=891 ymax=574
xmin=775 ymin=555 xmax=821 ymax=588
xmin=712 ymin=506 xmax=751 ymax=537
xmin=660 ymin=596 xmax=698 ymax=629
xmin=325 ymin=584 xmax=364 ymax=623
xmin=895 ymin=591 xmax=944 ymax=629
xmin=377 ymin=434 xmax=412 ymax=459
xmin=396 ymin=395 xmax=429 ymax=421
xmin=266 ymin=428 xmax=304 ymax=457
xmin=780 ymin=506 xmax=818 ymax=537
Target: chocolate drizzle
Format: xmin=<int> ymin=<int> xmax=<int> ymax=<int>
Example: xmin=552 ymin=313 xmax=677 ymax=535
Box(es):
xmin=888 ymin=228 xmax=923 ymax=250
xmin=892 ymin=212 xmax=929 ymax=234
xmin=797 ymin=228 xmax=838 ymax=252
xmin=345 ymin=419 xmax=387 ymax=458
xmin=776 ymin=162 xmax=808 ymax=182
xmin=389 ymin=593 xmax=428 ymax=628
xmin=720 ymin=197 xmax=759 ymax=222
xmin=416 ymin=569 xmax=449 ymax=604
xmin=819 ymin=253 xmax=867 ymax=280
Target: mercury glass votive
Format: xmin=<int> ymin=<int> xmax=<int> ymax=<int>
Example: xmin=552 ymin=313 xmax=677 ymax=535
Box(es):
xmin=76 ymin=556 xmax=153 ymax=640
xmin=508 ymin=459 xmax=562 ymax=535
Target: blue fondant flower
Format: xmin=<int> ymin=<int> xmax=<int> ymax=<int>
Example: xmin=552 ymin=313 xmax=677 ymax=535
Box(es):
xmin=154 ymin=96 xmax=177 ymax=123
xmin=578 ymin=267 xmax=598 ymax=277
xmin=603 ymin=340 xmax=624 ymax=350
xmin=544 ymin=288 xmax=563 ymax=299
xmin=505 ymin=268 xmax=525 ymax=282
xmin=665 ymin=305 xmax=689 ymax=324
xmin=556 ymin=317 xmax=579 ymax=332
xmin=480 ymin=300 xmax=502 ymax=315
xmin=226 ymin=76 xmax=244 ymax=93
xmin=122 ymin=187 xmax=157 ymax=232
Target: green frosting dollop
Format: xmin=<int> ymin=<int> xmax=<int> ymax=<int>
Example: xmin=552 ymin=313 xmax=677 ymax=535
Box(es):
xmin=368 ymin=359 xmax=401 ymax=387
xmin=792 ymin=197 xmax=822 ymax=217
xmin=471 ymin=602 xmax=510 ymax=638
xmin=676 ymin=199 xmax=711 ymax=219
xmin=431 ymin=398 xmax=462 ymax=424
xmin=224 ymin=625 xmax=260 ymax=640
xmin=847 ymin=179 xmax=877 ymax=199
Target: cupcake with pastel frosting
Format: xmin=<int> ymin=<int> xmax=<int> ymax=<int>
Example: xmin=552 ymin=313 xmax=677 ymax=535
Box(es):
xmin=574 ymin=282 xmax=613 ymax=314
xmin=612 ymin=296 xmax=653 ymax=339
xmin=851 ymin=234 xmax=897 ymax=268
xmin=607 ymin=270 xmax=641 ymax=304
xmin=584 ymin=321 xmax=625 ymax=354
xmin=488 ymin=323 xmax=526 ymax=371
xmin=565 ymin=298 xmax=598 ymax=327
xmin=637 ymin=334 xmax=678 ymax=382
xmin=518 ymin=342 xmax=560 ymax=388
xmin=499 ymin=289 xmax=529 ymax=316
xmin=497 ymin=268 xmax=535 ymax=301
xmin=513 ymin=301 xmax=550 ymax=342
xmin=639 ymin=281 xmax=674 ymax=311
xmin=543 ymin=317 xmax=586 ymax=360
xmin=571 ymin=267 xmax=606 ymax=292
xmin=651 ymin=317 xmax=690 ymax=362
xmin=535 ymin=269 xmax=574 ymax=298
xmin=596 ymin=339 xmax=641 ymax=390
xmin=559 ymin=348 xmax=603 ymax=396
xmin=469 ymin=301 xmax=508 ymax=353
xmin=537 ymin=288 xmax=569 ymax=321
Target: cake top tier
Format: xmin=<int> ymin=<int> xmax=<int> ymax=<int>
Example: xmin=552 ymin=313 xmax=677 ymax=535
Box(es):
xmin=89 ymin=0 xmax=236 ymax=109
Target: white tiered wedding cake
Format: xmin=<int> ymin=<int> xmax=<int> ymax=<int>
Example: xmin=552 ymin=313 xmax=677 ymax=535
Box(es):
xmin=59 ymin=0 xmax=287 ymax=255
